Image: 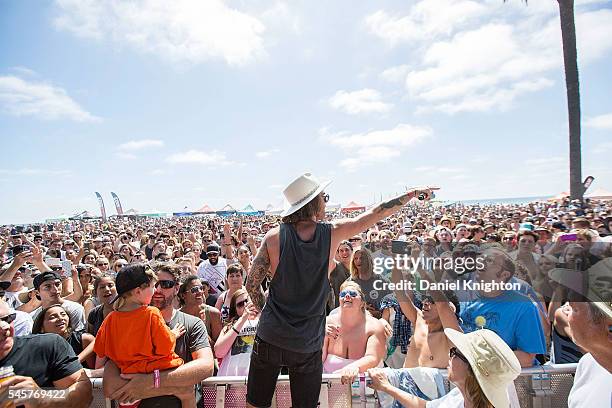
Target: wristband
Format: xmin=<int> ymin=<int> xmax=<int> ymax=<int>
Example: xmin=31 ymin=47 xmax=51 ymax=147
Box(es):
xmin=232 ymin=326 xmax=240 ymax=335
xmin=153 ymin=369 xmax=160 ymax=388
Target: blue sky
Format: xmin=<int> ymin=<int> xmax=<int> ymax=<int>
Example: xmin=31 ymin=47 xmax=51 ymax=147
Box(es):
xmin=1 ymin=0 xmax=611 ymax=224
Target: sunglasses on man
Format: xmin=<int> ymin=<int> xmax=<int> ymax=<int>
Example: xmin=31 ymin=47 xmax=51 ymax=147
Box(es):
xmin=155 ymin=280 xmax=177 ymax=289
xmin=0 ymin=313 xmax=17 ymax=324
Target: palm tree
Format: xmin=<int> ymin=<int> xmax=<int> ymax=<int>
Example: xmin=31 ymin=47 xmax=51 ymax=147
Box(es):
xmin=509 ymin=0 xmax=582 ymax=199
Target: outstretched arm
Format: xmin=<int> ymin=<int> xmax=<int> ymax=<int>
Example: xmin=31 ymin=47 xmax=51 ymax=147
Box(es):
xmin=332 ymin=188 xmax=437 ymax=242
xmin=246 ymin=238 xmax=271 ymax=311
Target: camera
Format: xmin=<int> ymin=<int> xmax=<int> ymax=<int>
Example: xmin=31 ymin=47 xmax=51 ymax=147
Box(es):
xmin=391 ymin=240 xmax=412 ymax=255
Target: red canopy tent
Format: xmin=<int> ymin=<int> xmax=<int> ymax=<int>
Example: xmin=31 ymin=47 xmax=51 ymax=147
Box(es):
xmin=196 ymin=204 xmax=215 ymax=213
xmin=341 ymin=201 xmax=366 ymax=213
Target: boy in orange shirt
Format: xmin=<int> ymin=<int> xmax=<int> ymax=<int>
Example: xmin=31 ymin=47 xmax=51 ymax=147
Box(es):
xmin=94 ymin=264 xmax=191 ymax=408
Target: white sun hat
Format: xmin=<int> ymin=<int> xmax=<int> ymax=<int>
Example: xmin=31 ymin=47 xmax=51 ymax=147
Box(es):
xmin=444 ymin=328 xmax=521 ymax=408
xmin=281 ymin=173 xmax=332 ymax=217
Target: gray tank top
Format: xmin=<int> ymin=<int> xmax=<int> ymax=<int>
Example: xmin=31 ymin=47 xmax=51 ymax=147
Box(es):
xmin=256 ymin=222 xmax=332 ymax=353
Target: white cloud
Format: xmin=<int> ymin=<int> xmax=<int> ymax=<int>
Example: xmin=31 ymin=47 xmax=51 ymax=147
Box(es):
xmin=150 ymin=169 xmax=166 ymax=175
xmin=118 ymin=139 xmax=165 ymax=150
xmin=255 ymin=148 xmax=280 ymax=158
xmin=166 ymin=149 xmax=237 ymax=166
xmin=328 ymin=89 xmax=393 ymax=115
xmin=10 ymin=67 xmax=38 ymax=77
xmin=585 ymin=113 xmax=612 ymax=130
xmin=0 ymin=75 xmax=99 ymax=122
xmin=369 ymin=3 xmax=612 ymax=114
xmin=365 ymin=0 xmax=487 ymax=45
xmin=320 ymin=124 xmax=432 ymax=171
xmin=379 ymin=65 xmax=411 ymax=83
xmin=54 ymin=0 xmax=266 ymax=66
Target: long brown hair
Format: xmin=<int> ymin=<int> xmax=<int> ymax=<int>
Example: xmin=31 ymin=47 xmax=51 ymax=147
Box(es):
xmin=349 ymin=248 xmax=374 ymax=279
xmin=464 ymin=366 xmax=493 ymax=408
xmin=223 ymin=288 xmax=248 ymax=332
xmin=281 ymin=195 xmax=324 ymax=224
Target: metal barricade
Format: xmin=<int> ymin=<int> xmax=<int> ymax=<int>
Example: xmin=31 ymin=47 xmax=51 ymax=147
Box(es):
xmin=89 ymin=364 xmax=578 ymax=407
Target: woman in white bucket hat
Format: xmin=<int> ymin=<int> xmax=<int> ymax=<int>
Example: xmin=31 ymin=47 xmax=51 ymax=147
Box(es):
xmin=368 ymin=328 xmax=521 ymax=408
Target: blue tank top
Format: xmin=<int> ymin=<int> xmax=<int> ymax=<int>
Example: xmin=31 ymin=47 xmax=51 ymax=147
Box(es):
xmin=256 ymin=222 xmax=332 ymax=353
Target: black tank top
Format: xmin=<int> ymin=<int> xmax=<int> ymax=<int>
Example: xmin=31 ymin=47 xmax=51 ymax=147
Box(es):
xmin=256 ymin=222 xmax=332 ymax=353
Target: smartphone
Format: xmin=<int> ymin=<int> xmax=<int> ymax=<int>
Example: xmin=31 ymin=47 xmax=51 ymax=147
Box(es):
xmin=391 ymin=240 xmax=411 ymax=255
xmin=46 ymin=257 xmax=61 ymax=267
xmin=560 ymin=233 xmax=577 ymax=242
xmin=11 ymin=245 xmax=30 ymax=256
xmin=61 ymin=260 xmax=73 ymax=277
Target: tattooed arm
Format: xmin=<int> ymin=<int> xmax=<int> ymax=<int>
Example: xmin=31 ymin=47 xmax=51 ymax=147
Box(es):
xmin=332 ymin=187 xmax=438 ymax=242
xmin=246 ymin=239 xmax=271 ymax=311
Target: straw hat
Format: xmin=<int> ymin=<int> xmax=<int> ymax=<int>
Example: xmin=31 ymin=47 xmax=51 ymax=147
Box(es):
xmin=445 ymin=328 xmax=521 ymax=408
xmin=548 ymin=258 xmax=612 ymax=320
xmin=281 ymin=173 xmax=332 ymax=217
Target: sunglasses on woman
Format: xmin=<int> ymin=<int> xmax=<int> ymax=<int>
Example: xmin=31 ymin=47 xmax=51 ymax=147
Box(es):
xmin=449 ymin=347 xmax=469 ymax=364
xmin=339 ymin=290 xmax=359 ymax=298
xmin=155 ymin=280 xmax=177 ymax=289
xmin=236 ymin=299 xmax=248 ymax=308
xmin=189 ymin=285 xmax=204 ymax=294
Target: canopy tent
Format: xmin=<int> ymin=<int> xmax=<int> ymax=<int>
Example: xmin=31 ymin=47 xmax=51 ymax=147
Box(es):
xmin=586 ymin=188 xmax=612 ymax=200
xmin=216 ymin=204 xmax=237 ymax=217
xmin=45 ymin=213 xmax=69 ymax=223
xmin=69 ymin=210 xmax=100 ymax=220
xmin=238 ymin=204 xmax=264 ymax=216
xmin=124 ymin=208 xmax=139 ymax=216
xmin=341 ymin=201 xmax=366 ymax=213
xmin=173 ymin=206 xmax=196 ymax=217
xmin=265 ymin=203 xmax=284 ymax=216
xmin=196 ymin=204 xmax=215 ymax=214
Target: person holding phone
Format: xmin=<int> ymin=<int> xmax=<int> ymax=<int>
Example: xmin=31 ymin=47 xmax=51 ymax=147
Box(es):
xmin=245 ymin=173 xmax=436 ymax=408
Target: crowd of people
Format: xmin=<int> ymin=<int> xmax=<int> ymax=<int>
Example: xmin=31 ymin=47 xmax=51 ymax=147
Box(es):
xmin=0 ymin=181 xmax=611 ymax=407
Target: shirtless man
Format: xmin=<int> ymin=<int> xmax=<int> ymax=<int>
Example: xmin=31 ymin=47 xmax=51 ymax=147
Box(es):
xmin=390 ymin=266 xmax=461 ymax=368
xmin=322 ymin=281 xmax=386 ymax=384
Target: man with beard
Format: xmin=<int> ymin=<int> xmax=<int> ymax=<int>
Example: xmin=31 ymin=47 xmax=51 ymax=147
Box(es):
xmin=103 ymin=263 xmax=214 ymax=408
xmin=329 ymin=240 xmax=353 ymax=309
xmin=197 ymin=243 xmax=227 ymax=306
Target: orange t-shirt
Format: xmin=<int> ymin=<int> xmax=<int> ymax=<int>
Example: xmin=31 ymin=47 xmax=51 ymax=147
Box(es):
xmin=94 ymin=306 xmax=183 ymax=374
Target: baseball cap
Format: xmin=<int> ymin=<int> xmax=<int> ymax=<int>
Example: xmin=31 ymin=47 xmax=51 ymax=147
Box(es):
xmin=33 ymin=271 xmax=61 ymax=290
xmin=206 ymin=244 xmax=220 ymax=254
xmin=111 ymin=264 xmax=154 ymax=304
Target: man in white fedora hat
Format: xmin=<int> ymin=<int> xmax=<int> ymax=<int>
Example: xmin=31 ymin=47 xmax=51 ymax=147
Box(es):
xmin=548 ymin=258 xmax=612 ymax=407
xmin=245 ymin=172 xmax=437 ymax=408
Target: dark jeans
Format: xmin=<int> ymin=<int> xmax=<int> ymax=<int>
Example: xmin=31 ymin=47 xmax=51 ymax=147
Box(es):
xmin=246 ymin=336 xmax=323 ymax=408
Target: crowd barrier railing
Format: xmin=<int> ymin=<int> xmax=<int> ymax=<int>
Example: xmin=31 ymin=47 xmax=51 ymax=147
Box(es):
xmin=88 ymin=363 xmax=578 ymax=408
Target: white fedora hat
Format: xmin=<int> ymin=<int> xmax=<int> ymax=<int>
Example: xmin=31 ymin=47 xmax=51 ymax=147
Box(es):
xmin=281 ymin=173 xmax=332 ymax=217
xmin=445 ymin=328 xmax=521 ymax=408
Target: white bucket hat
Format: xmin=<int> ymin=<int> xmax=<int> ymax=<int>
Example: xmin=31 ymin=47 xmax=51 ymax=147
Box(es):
xmin=281 ymin=173 xmax=332 ymax=217
xmin=444 ymin=328 xmax=521 ymax=408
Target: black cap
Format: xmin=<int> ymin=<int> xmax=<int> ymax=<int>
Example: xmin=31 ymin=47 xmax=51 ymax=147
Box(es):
xmin=111 ymin=264 xmax=153 ymax=303
xmin=206 ymin=244 xmax=220 ymax=253
xmin=33 ymin=271 xmax=61 ymax=290
xmin=0 ymin=281 xmax=11 ymax=291
xmin=552 ymin=221 xmax=568 ymax=231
